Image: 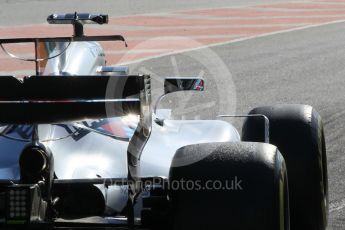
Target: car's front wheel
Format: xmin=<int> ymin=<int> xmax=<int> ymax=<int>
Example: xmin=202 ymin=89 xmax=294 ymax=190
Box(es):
xmin=242 ymin=104 xmax=328 ymax=230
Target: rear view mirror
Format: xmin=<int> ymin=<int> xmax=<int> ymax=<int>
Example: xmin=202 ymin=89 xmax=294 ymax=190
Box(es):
xmin=164 ymin=77 xmax=204 ymax=94
xmin=154 ymin=77 xmax=205 ymax=125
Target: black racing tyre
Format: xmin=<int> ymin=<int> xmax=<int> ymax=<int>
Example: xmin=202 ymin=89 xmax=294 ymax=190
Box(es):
xmin=242 ymin=104 xmax=328 ymax=230
xmin=169 ymin=142 xmax=289 ymax=230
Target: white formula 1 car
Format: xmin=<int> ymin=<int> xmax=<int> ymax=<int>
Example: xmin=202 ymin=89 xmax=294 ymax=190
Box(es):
xmin=0 ymin=13 xmax=328 ymax=230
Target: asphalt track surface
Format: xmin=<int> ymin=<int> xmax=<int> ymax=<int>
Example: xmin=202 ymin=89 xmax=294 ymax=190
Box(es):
xmin=0 ymin=0 xmax=345 ymax=229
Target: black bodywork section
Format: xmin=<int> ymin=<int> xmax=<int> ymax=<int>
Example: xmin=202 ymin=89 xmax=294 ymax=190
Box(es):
xmin=0 ymin=75 xmax=149 ymax=124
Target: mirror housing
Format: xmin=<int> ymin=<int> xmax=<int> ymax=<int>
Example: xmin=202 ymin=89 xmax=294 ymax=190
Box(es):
xmin=164 ymin=77 xmax=204 ymax=94
xmin=154 ymin=77 xmax=205 ymax=126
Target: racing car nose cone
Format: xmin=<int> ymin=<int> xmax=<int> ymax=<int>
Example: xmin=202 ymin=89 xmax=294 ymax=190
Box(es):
xmin=19 ymin=147 xmax=47 ymax=174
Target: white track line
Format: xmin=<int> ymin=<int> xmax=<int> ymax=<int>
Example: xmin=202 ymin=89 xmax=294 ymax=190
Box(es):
xmin=330 ymin=198 xmax=345 ymax=213
xmin=118 ymin=19 xmax=345 ymax=65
